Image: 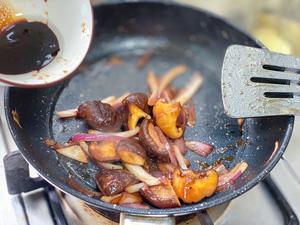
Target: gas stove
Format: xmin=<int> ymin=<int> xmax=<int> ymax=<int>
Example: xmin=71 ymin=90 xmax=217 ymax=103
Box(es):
xmin=1 ymin=86 xmax=300 ymax=225
xmin=1 ymin=1 xmax=300 ymax=224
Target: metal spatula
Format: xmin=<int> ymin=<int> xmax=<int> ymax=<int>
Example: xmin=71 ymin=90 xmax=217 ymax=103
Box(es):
xmin=222 ymin=45 xmax=300 ymax=118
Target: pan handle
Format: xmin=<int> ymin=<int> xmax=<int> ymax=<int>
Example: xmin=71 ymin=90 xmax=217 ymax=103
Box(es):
xmin=120 ymin=213 xmax=175 ymax=225
xmin=197 ymin=211 xmax=214 ymax=225
xmin=3 ymin=151 xmax=48 ymax=194
xmin=120 ymin=210 xmax=213 ymax=225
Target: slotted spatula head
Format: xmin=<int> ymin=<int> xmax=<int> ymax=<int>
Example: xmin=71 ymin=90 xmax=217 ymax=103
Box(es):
xmin=222 ymin=45 xmax=300 ymax=118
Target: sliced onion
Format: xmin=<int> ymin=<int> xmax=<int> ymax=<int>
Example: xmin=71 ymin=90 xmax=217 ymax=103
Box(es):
xmin=120 ymin=203 xmax=150 ymax=209
xmin=217 ymin=162 xmax=248 ymax=190
xmin=166 ymin=142 xmax=178 ymax=166
xmin=161 ymin=89 xmax=172 ymax=102
xmin=124 ymin=164 xmax=161 ymax=186
xmin=118 ymin=192 xmax=143 ymax=205
xmin=158 ymin=64 xmax=187 ymax=96
xmin=56 ymin=95 xmax=120 ymax=118
xmin=173 ymin=145 xmax=188 ymax=170
xmin=101 ymin=96 xmax=117 ymax=104
xmin=71 ymin=133 xmax=124 ymax=142
xmin=175 ymin=72 xmax=203 ymax=105
xmin=147 ymin=70 xmax=159 ymax=106
xmin=79 ymin=141 xmax=90 ymax=157
xmin=87 ymin=127 xmax=140 ymax=137
xmin=237 ymin=118 xmax=245 ymax=126
xmin=111 ymin=92 xmax=130 ymax=108
xmin=212 ymin=163 xmax=229 ymax=176
xmin=55 ymin=108 xmax=78 ymax=118
xmin=107 ymin=55 xmax=124 ymax=66
xmin=98 ymin=162 xmax=123 ymax=170
xmin=173 ymin=138 xmax=187 ymax=155
xmin=151 ymin=126 xmax=178 ymax=166
xmin=56 ymin=145 xmax=88 ymax=163
xmin=100 ymin=194 xmax=122 ymax=203
xmin=185 ymin=141 xmax=214 ymax=157
xmin=265 ymin=141 xmax=280 ymax=165
xmin=125 ymin=183 xmax=145 ymax=193
xmin=71 ymin=127 xmax=140 ymax=142
xmin=168 ymin=150 xmax=178 ymax=167
xmin=183 ymin=101 xmax=196 ymax=127
xmin=136 ymin=51 xmax=153 ymax=70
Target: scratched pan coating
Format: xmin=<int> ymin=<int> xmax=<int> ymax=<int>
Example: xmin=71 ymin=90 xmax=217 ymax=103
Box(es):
xmin=4 ymin=1 xmax=293 ymax=216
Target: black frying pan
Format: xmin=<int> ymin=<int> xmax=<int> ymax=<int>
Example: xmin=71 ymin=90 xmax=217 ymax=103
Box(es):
xmin=4 ymin=0 xmax=294 ymax=222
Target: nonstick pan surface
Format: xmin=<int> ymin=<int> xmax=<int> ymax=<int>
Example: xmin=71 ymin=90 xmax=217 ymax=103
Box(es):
xmin=5 ymin=1 xmax=294 ymax=216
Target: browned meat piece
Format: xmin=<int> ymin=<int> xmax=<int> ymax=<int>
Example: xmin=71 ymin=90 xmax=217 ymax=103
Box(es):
xmin=77 ymin=101 xmax=122 ymax=132
xmin=172 ymin=138 xmax=187 ymax=155
xmin=96 ymin=169 xmax=137 ymax=196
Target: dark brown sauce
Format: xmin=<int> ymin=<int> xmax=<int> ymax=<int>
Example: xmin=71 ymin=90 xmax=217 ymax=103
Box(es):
xmin=197 ymin=161 xmax=210 ymax=170
xmin=236 ymin=139 xmax=247 ymax=147
xmin=0 ymin=21 xmax=60 ymax=75
xmin=213 ymin=156 xmax=234 ymax=166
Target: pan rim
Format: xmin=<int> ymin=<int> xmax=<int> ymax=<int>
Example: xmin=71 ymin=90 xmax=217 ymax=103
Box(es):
xmin=4 ymin=0 xmax=295 ymax=216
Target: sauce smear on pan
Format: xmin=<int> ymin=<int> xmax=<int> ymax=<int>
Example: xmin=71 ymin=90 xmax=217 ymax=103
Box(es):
xmin=0 ymin=21 xmax=60 ymax=75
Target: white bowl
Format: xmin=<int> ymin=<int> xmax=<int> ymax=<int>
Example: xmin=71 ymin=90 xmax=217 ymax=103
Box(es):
xmin=0 ymin=0 xmax=93 ymax=87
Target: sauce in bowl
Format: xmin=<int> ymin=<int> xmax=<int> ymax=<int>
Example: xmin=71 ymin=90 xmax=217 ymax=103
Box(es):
xmin=0 ymin=21 xmax=60 ymax=75
xmin=0 ymin=1 xmax=60 ymax=75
